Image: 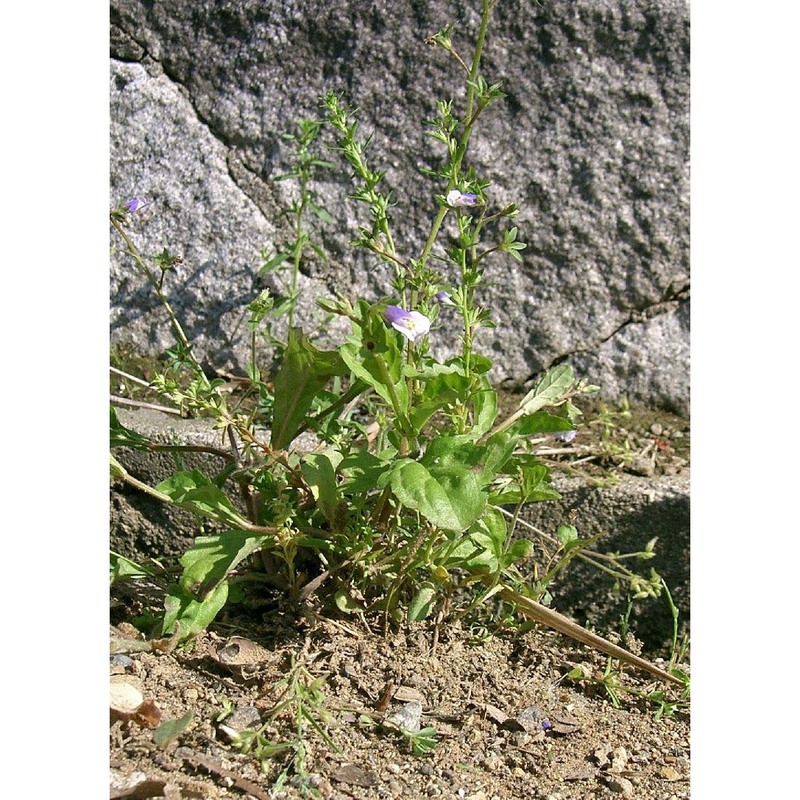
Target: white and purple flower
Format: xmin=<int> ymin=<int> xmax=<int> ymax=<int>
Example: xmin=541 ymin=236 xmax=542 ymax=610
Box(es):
xmin=434 ymin=290 xmax=457 ymax=307
xmin=446 ymin=189 xmax=478 ymax=208
xmin=384 ymin=305 xmax=431 ymax=344
xmin=124 ymin=197 xmax=151 ymax=213
xmin=554 ymin=429 xmax=577 ymax=443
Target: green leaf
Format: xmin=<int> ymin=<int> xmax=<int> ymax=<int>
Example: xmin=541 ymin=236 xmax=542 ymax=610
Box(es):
xmin=162 ymin=581 xmax=229 ymax=639
xmin=301 ymin=453 xmax=341 ymax=524
xmin=505 ymin=537 xmax=534 ymax=564
xmin=338 ymin=450 xmax=390 ymax=494
xmin=110 ymin=552 xmax=154 ymax=583
xmin=444 ymin=507 xmax=507 ymax=571
xmin=179 ymin=531 xmax=275 ymax=597
xmin=260 ymin=251 xmax=290 ymax=273
xmin=556 ymin=524 xmax=583 ymax=552
xmin=110 ymin=406 xmax=153 ymax=449
xmin=519 ymin=365 xmax=575 ymax=415
xmin=510 ymin=410 xmax=574 ymax=436
xmin=409 ymin=727 xmax=438 ymax=756
xmin=390 ymin=460 xmax=485 ymax=532
xmin=408 ymin=582 xmax=437 ymax=622
xmin=408 ymin=371 xmax=469 ymax=431
xmin=156 ymin=470 xmax=250 ymax=528
xmin=310 ymin=202 xmax=334 ymax=223
xmin=520 ymin=463 xmax=561 ymax=502
xmin=488 ymin=459 xmax=561 ymax=505
xmin=271 ymin=328 xmax=347 ymax=449
xmin=334 ymin=589 xmax=364 ymax=614
xmin=339 ymin=319 xmax=408 ymax=415
xmin=470 ymin=378 xmax=498 ymax=437
xmin=422 ymin=434 xmax=513 ymax=487
xmin=153 ymin=710 xmax=194 ymax=748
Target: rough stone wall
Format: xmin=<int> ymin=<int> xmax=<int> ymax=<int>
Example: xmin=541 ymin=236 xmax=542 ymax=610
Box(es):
xmin=110 ymin=0 xmax=689 ymax=414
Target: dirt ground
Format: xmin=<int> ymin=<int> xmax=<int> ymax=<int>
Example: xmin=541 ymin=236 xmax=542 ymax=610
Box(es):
xmin=110 ymin=607 xmax=688 ymax=800
xmin=110 ymin=400 xmax=689 ymax=800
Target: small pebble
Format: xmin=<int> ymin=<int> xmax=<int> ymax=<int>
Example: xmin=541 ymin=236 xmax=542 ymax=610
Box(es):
xmin=110 ymin=654 xmax=134 ymax=669
xmin=630 ymin=456 xmax=655 ymax=477
xmin=220 ymin=705 xmax=262 ymax=733
xmin=482 ymin=755 xmax=503 ymax=771
xmin=610 ymin=746 xmax=629 ymax=772
xmin=605 ymin=775 xmax=634 ymax=796
xmin=515 ymin=706 xmax=547 ymax=733
xmin=386 ymin=701 xmax=422 ymax=733
xmin=512 ymin=767 xmax=527 ymax=779
xmin=659 ymin=766 xmax=681 ymax=781
xmin=650 ymin=422 xmax=663 ymax=436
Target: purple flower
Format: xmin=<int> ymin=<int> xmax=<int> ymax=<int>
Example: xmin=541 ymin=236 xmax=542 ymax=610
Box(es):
xmin=124 ymin=197 xmax=150 ymax=213
xmin=446 ymin=189 xmax=478 ymax=208
xmin=554 ymin=429 xmax=577 ymax=443
xmin=384 ymin=305 xmax=431 ymax=344
xmin=434 ymin=291 xmax=457 ymax=307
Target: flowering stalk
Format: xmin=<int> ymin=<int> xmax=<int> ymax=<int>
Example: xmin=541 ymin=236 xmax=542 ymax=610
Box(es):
xmin=110 ymin=212 xmax=205 ymax=382
xmin=417 ymin=0 xmax=495 ymax=273
xmin=324 ymin=93 xmax=399 ymax=279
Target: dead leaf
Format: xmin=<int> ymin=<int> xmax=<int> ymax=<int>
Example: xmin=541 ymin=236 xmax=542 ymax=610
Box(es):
xmin=548 ymin=714 xmax=581 ymax=735
xmin=133 ymin=699 xmax=162 ymax=729
xmin=331 ymin=763 xmax=379 ymax=787
xmin=483 ymin=703 xmax=509 ymax=726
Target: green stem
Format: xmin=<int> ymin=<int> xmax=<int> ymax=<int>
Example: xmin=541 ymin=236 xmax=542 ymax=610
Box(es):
xmin=417 ymin=0 xmax=493 ymax=271
xmin=110 ymin=216 xmax=200 ymax=372
xmin=294 ymin=379 xmax=368 ymax=438
xmin=289 ymin=178 xmax=309 ymax=330
xmin=374 ymin=353 xmax=414 ymax=453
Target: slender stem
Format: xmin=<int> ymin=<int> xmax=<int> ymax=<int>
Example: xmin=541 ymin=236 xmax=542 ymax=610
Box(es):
xmin=110 ymin=216 xmax=202 ymax=375
xmin=496 ymin=583 xmax=682 ymax=686
xmin=289 ymin=179 xmax=308 ymax=330
xmin=110 ymin=366 xmax=151 ymax=388
xmin=110 ymin=396 xmax=183 ymax=416
xmin=417 ymin=0 xmax=493 ymax=271
xmin=373 ymin=353 xmax=414 ymax=453
xmin=464 ymin=0 xmax=493 ymax=123
xmin=294 ymin=380 xmax=367 ymax=438
xmin=112 ymin=467 xmax=174 ymax=504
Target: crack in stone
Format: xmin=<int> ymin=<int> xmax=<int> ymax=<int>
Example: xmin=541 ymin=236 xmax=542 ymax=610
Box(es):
xmin=527 ymin=282 xmax=690 ymax=383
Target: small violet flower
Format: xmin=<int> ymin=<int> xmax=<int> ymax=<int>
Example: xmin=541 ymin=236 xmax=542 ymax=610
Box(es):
xmin=124 ymin=197 xmax=151 ymax=213
xmin=434 ymin=290 xmax=457 ymax=307
xmin=446 ymin=189 xmax=478 ymax=208
xmin=554 ymin=429 xmax=577 ymax=443
xmin=384 ymin=305 xmax=431 ymax=345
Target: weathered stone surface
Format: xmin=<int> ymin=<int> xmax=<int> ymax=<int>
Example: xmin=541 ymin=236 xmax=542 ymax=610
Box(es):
xmin=518 ymin=473 xmax=690 ymax=654
xmin=110 ymin=0 xmax=689 ymax=413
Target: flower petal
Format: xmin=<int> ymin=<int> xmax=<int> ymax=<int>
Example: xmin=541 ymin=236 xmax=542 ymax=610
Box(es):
xmin=124 ymin=197 xmax=150 ymax=213
xmin=384 ymin=305 xmax=431 ymax=344
xmin=446 ymin=190 xmax=478 ymax=207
